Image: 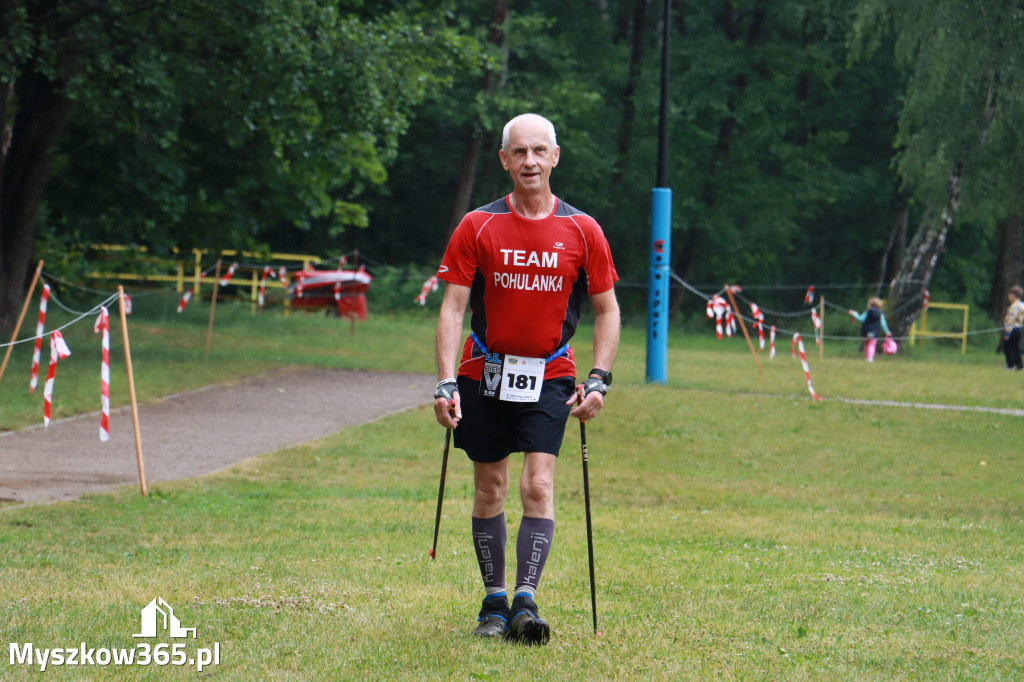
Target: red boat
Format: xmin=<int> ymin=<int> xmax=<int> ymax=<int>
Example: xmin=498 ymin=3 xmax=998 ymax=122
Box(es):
xmin=288 ymin=266 xmax=372 ymax=320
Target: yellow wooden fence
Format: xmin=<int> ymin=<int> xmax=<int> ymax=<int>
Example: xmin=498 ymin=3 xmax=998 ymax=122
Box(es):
xmin=908 ymin=302 xmax=969 ymax=354
xmin=84 ymin=245 xmax=324 ymax=313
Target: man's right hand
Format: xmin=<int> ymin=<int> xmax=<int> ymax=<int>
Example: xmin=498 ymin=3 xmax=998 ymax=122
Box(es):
xmin=434 ymin=379 xmax=461 ymax=428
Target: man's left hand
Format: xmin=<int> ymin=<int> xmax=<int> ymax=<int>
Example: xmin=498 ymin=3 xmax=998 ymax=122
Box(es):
xmin=567 ymin=378 xmax=606 ymax=422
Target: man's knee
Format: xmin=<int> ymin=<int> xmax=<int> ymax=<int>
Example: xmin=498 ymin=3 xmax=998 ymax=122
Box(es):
xmin=476 ymin=478 xmax=508 ymax=506
xmin=520 ymin=463 xmax=555 ymax=506
xmin=474 ymin=465 xmax=510 ymax=508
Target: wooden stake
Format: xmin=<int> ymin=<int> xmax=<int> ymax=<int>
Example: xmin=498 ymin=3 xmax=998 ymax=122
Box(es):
xmin=118 ymin=286 xmax=147 ymax=497
xmin=250 ymin=267 xmax=261 ymax=316
xmin=724 ymin=284 xmax=763 ymax=374
xmin=205 ymin=259 xmax=222 ymax=357
xmin=0 ymin=260 xmax=44 ymax=387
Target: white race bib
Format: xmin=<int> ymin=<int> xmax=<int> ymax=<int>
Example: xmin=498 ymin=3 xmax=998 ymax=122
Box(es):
xmin=499 ymin=355 xmax=545 ymax=402
xmin=480 ymin=352 xmax=545 ymax=403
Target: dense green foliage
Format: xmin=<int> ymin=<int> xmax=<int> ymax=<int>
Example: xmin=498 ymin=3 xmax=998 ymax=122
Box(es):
xmin=5 ymin=0 xmax=1024 ymax=327
xmin=852 ymin=0 xmax=1024 ymax=219
xmin=38 ymin=0 xmax=480 ymax=250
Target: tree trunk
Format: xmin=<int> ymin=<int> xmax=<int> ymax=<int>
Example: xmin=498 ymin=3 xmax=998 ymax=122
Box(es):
xmin=447 ymin=134 xmax=485 ymax=236
xmin=886 ymin=163 xmax=962 ymax=337
xmin=0 ymin=67 xmax=77 ymax=337
xmin=988 ymin=213 xmax=1023 ymax=320
xmin=876 ymin=201 xmax=908 ymax=296
xmin=611 ymin=0 xmax=648 ymax=188
xmin=446 ymin=0 xmax=507 ymax=236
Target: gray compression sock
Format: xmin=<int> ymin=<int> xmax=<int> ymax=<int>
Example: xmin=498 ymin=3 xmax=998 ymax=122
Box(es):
xmin=472 ymin=513 xmax=507 ymax=596
xmin=514 ymin=516 xmax=555 ymax=599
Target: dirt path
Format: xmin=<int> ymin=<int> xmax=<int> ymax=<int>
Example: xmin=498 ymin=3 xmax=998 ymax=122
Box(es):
xmin=0 ymin=368 xmax=435 ymax=505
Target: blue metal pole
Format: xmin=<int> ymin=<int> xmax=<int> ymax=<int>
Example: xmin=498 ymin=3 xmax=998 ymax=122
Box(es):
xmin=646 ymin=188 xmax=671 ymax=384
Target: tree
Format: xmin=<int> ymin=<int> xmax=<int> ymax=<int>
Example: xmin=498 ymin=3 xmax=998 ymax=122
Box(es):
xmin=989 ymin=214 xmax=1023 ymax=319
xmin=0 ymin=0 xmax=477 ymax=335
xmin=664 ymin=0 xmax=899 ymax=310
xmin=1 ymin=0 xmax=80 ymax=336
xmin=851 ymin=0 xmax=1024 ymax=333
xmin=446 ymin=0 xmax=508 ymax=236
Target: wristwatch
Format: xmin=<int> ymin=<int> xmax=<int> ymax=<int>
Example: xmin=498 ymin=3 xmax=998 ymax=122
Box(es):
xmin=588 ymin=368 xmax=612 ymax=386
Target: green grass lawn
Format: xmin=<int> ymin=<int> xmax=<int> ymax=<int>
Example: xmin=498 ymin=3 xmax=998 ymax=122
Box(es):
xmin=2 ymin=295 xmax=1023 ymax=679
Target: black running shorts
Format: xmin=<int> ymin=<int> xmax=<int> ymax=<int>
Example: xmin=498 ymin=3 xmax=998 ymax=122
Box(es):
xmin=454 ymin=376 xmax=576 ymax=463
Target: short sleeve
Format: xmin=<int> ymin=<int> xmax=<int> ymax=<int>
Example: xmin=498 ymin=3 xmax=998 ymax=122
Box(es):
xmin=437 ymin=215 xmax=479 ymax=287
xmin=582 ymin=220 xmax=618 ymax=296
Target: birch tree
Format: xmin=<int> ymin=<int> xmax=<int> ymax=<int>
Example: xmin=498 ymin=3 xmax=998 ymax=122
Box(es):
xmin=851 ymin=0 xmax=1024 ymax=332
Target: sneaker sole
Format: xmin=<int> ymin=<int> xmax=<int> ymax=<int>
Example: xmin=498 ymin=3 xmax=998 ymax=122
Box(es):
xmin=473 ymin=629 xmax=507 ymax=638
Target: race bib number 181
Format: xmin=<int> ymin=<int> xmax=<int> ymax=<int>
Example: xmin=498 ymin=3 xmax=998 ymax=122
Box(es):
xmin=500 ymin=355 xmax=545 ymax=403
xmin=480 ymin=353 xmax=544 ymax=403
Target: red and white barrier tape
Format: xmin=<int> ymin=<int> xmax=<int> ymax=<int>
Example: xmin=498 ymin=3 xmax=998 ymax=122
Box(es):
xmin=706 ymin=294 xmax=732 ymax=339
xmin=43 ymin=331 xmax=72 ymax=428
xmin=177 ymin=273 xmax=204 ymax=313
xmin=278 ymin=266 xmax=288 ymax=288
xmin=218 ymin=262 xmax=238 ymax=286
xmin=29 ymin=284 xmax=51 ymax=393
xmin=804 ymin=285 xmax=815 ymax=304
xmin=94 ymin=307 xmax=110 ymax=441
xmin=750 ymin=302 xmax=765 ymax=350
xmin=810 ymin=308 xmax=822 ymax=345
xmin=922 ymin=289 xmax=929 ymax=309
xmin=791 ymin=333 xmax=823 ymax=402
xmin=769 ymin=325 xmax=776 ymax=359
xmin=415 ymin=276 xmax=439 ymax=305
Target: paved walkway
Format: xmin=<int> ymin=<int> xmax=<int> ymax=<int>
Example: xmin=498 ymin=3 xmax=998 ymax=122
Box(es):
xmin=0 ymin=369 xmax=434 ymax=504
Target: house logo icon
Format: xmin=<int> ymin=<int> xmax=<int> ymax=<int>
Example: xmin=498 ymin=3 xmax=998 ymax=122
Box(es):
xmin=133 ymin=597 xmax=196 ymax=639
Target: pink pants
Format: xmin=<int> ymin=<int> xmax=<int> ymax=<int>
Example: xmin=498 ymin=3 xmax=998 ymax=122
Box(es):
xmin=864 ymin=337 xmax=877 ymax=361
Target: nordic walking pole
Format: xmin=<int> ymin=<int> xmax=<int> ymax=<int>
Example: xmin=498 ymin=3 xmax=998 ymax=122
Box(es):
xmin=429 ymin=403 xmax=455 ymax=560
xmin=577 ymin=388 xmax=598 ymax=635
xmin=0 ymin=259 xmax=44 ymax=387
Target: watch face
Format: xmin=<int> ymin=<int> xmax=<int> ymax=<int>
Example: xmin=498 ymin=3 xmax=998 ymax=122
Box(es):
xmin=591 ymin=369 xmax=612 ymax=386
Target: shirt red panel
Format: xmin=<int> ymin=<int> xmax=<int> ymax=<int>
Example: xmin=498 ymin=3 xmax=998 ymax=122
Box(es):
xmin=438 ymin=196 xmax=617 ymax=381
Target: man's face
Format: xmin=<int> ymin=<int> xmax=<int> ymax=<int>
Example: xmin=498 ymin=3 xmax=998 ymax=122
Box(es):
xmin=499 ymin=118 xmax=559 ymax=195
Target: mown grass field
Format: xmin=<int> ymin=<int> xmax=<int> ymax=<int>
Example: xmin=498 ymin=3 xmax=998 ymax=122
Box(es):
xmin=2 ymin=293 xmax=1023 ymax=679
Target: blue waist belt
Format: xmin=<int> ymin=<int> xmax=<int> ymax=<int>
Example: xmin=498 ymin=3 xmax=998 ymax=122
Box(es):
xmin=470 ymin=332 xmax=570 ymax=363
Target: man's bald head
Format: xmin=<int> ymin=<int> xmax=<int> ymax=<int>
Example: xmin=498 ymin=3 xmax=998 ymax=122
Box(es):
xmin=501 ymin=114 xmax=557 ymax=152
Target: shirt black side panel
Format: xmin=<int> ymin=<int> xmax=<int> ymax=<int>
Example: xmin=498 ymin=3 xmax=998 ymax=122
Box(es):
xmin=469 ymin=269 xmax=488 ymax=358
xmin=557 ymin=267 xmax=587 ymax=355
